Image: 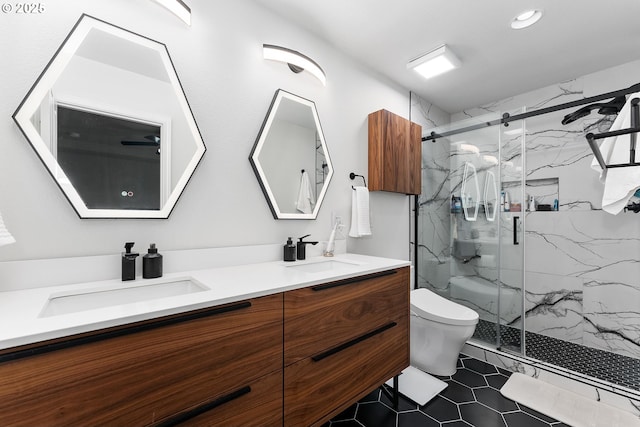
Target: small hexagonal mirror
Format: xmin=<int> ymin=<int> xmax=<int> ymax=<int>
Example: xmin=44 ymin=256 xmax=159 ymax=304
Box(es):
xmin=249 ymin=90 xmax=333 ymax=219
xmin=12 ymin=14 xmax=206 ymax=218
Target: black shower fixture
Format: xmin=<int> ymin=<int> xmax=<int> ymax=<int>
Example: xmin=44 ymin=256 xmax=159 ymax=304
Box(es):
xmin=561 ymin=96 xmax=626 ymax=125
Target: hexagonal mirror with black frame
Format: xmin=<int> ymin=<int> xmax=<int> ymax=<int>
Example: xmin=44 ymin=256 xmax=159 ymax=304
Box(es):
xmin=249 ymin=89 xmax=333 ymax=219
xmin=13 ymin=14 xmax=206 ymax=219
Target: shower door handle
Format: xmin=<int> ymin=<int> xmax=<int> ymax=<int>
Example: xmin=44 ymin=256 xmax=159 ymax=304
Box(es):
xmin=513 ymin=216 xmax=520 ymax=245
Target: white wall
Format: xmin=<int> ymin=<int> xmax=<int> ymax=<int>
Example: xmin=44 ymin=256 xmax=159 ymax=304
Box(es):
xmin=0 ymin=0 xmax=415 ymax=266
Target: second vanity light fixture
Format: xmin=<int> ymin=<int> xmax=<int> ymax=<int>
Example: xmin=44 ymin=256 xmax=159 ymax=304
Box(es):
xmin=263 ymin=44 xmax=327 ymax=86
xmin=408 ymin=44 xmax=461 ymax=80
xmin=151 ymin=0 xmax=191 ymax=25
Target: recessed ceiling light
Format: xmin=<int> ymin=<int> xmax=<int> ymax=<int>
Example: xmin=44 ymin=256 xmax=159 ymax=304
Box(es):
xmin=511 ymin=9 xmax=543 ymax=29
xmin=407 ymin=44 xmax=461 ymax=80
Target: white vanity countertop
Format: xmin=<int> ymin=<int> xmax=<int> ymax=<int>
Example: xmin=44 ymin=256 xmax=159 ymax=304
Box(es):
xmin=0 ymin=253 xmax=410 ymax=351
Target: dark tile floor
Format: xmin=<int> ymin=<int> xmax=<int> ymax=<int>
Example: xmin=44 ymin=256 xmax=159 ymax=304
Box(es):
xmin=326 ymin=354 xmax=570 ymax=427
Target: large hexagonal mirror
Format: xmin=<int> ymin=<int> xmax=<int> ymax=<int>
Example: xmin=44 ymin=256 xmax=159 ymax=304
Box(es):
xmin=249 ymin=90 xmax=333 ymax=219
xmin=13 ymin=14 xmax=206 ymax=218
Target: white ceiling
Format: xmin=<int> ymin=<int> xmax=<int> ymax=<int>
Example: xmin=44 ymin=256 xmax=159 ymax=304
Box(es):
xmin=252 ymin=0 xmax=640 ymax=113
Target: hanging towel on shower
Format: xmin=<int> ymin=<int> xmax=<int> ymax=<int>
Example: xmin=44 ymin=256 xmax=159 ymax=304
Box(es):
xmin=295 ymin=171 xmax=315 ymax=214
xmin=349 ymin=186 xmax=372 ymax=237
xmin=0 ymin=210 xmax=15 ymax=247
xmin=590 ymin=92 xmax=640 ymax=214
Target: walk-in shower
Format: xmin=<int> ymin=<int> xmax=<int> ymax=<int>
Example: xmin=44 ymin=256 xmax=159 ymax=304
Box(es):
xmin=413 ymin=82 xmax=640 ymax=393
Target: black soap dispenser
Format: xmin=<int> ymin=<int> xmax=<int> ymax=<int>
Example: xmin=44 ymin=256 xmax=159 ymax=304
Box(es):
xmin=122 ymin=242 xmax=139 ymax=281
xmin=143 ymin=243 xmax=163 ymax=279
xmin=283 ymin=237 xmax=296 ymax=262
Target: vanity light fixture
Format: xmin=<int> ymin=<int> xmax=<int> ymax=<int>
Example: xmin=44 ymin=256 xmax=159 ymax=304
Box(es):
xmin=407 ymin=44 xmax=461 ymax=80
xmin=151 ymin=0 xmax=191 ymax=26
xmin=511 ymin=9 xmax=543 ymax=29
xmin=263 ymin=44 xmax=327 ymax=86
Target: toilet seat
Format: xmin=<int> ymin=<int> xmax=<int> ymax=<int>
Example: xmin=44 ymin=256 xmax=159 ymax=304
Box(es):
xmin=411 ymin=288 xmax=479 ymax=326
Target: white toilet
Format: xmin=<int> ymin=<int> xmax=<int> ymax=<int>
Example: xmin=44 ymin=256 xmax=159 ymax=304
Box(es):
xmin=410 ymin=288 xmax=479 ymax=376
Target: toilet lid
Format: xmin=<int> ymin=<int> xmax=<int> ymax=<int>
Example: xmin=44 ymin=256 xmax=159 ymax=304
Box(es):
xmin=411 ymin=288 xmax=479 ymax=326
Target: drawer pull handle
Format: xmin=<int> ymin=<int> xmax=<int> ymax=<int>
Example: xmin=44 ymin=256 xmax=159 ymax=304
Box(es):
xmin=311 ymin=269 xmax=397 ymax=291
xmin=0 ymin=301 xmax=252 ymax=364
xmin=311 ymin=322 xmax=397 ymax=362
xmin=156 ymin=385 xmax=251 ymax=427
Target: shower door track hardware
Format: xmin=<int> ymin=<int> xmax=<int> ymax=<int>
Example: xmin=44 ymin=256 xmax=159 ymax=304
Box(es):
xmin=586 ymin=98 xmax=640 ymax=171
xmin=422 ymin=82 xmax=640 ymax=142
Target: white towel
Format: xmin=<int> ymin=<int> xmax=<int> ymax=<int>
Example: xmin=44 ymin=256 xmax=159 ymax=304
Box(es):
xmin=591 ymin=92 xmax=640 ymax=214
xmin=0 ymin=210 xmax=15 ymax=247
xmin=295 ymin=171 xmax=315 ymax=214
xmin=349 ymin=186 xmax=372 ymax=237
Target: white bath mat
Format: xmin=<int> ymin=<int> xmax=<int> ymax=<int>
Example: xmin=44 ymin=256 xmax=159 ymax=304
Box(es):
xmin=501 ymin=373 xmax=640 ymax=427
xmin=385 ymin=365 xmax=448 ymax=406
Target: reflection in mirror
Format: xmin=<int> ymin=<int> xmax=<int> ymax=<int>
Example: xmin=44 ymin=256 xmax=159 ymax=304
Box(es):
xmin=249 ymin=90 xmax=333 ymax=219
xmin=483 ymin=170 xmax=497 ymax=222
xmin=13 ymin=14 xmax=206 ymax=218
xmin=461 ymin=162 xmax=480 ymax=221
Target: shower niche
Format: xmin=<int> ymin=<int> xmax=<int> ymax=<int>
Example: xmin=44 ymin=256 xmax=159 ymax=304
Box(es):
xmin=503 ymin=177 xmax=559 ymax=212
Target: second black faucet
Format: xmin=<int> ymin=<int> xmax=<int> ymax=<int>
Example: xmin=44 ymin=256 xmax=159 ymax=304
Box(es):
xmin=296 ymin=234 xmax=318 ymax=260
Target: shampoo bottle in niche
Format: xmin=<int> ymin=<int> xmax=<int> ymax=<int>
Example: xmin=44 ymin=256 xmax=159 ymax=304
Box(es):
xmin=283 ymin=237 xmax=296 ymax=262
xmin=143 ymin=243 xmax=163 ymax=279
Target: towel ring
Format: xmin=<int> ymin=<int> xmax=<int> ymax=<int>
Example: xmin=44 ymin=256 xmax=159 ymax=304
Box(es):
xmin=349 ymin=172 xmax=367 ymax=189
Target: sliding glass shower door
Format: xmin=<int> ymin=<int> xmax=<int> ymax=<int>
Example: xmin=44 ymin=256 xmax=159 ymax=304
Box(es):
xmin=416 ymin=110 xmax=525 ymax=354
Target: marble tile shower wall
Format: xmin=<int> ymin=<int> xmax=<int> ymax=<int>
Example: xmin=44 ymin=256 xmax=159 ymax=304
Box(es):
xmin=410 ymin=94 xmax=452 ymax=293
xmin=415 ymin=60 xmax=640 ymax=363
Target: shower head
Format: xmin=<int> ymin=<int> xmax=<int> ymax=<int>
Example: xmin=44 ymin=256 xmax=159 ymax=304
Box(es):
xmin=561 ymin=96 xmax=626 ymax=125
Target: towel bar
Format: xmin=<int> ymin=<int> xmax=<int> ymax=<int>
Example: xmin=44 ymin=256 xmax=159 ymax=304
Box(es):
xmin=586 ymin=98 xmax=640 ymax=170
xmin=349 ymin=172 xmax=367 ymax=189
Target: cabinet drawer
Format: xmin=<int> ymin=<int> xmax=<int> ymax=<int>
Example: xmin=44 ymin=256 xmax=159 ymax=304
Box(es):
xmin=173 ymin=370 xmax=282 ymax=427
xmin=284 ymin=314 xmax=409 ymax=427
xmin=285 ymin=267 xmax=409 ymax=365
xmin=0 ymin=293 xmax=283 ymax=427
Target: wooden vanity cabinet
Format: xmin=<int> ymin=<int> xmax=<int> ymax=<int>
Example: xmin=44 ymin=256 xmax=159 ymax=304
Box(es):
xmin=0 ymin=294 xmax=283 ymax=427
xmin=0 ymin=266 xmax=408 ymax=427
xmin=368 ymin=109 xmax=422 ymax=195
xmin=284 ymin=266 xmax=410 ymax=427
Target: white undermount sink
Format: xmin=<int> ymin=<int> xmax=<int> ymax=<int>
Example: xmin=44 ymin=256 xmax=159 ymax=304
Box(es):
xmin=285 ymin=259 xmax=359 ymax=273
xmin=40 ymin=277 xmax=208 ymax=317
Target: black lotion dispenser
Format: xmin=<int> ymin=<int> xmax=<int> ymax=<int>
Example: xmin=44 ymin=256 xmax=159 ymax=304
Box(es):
xmin=283 ymin=237 xmax=296 ymax=262
xmin=143 ymin=243 xmax=163 ymax=279
xmin=122 ymin=242 xmax=139 ymax=281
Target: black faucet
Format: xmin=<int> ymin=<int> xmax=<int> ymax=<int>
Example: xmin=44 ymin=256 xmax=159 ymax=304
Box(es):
xmin=296 ymin=234 xmax=318 ymax=260
xmin=122 ymin=242 xmax=139 ymax=281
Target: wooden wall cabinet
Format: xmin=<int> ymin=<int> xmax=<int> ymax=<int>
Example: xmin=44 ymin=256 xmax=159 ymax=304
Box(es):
xmin=368 ymin=109 xmax=422 ymax=195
